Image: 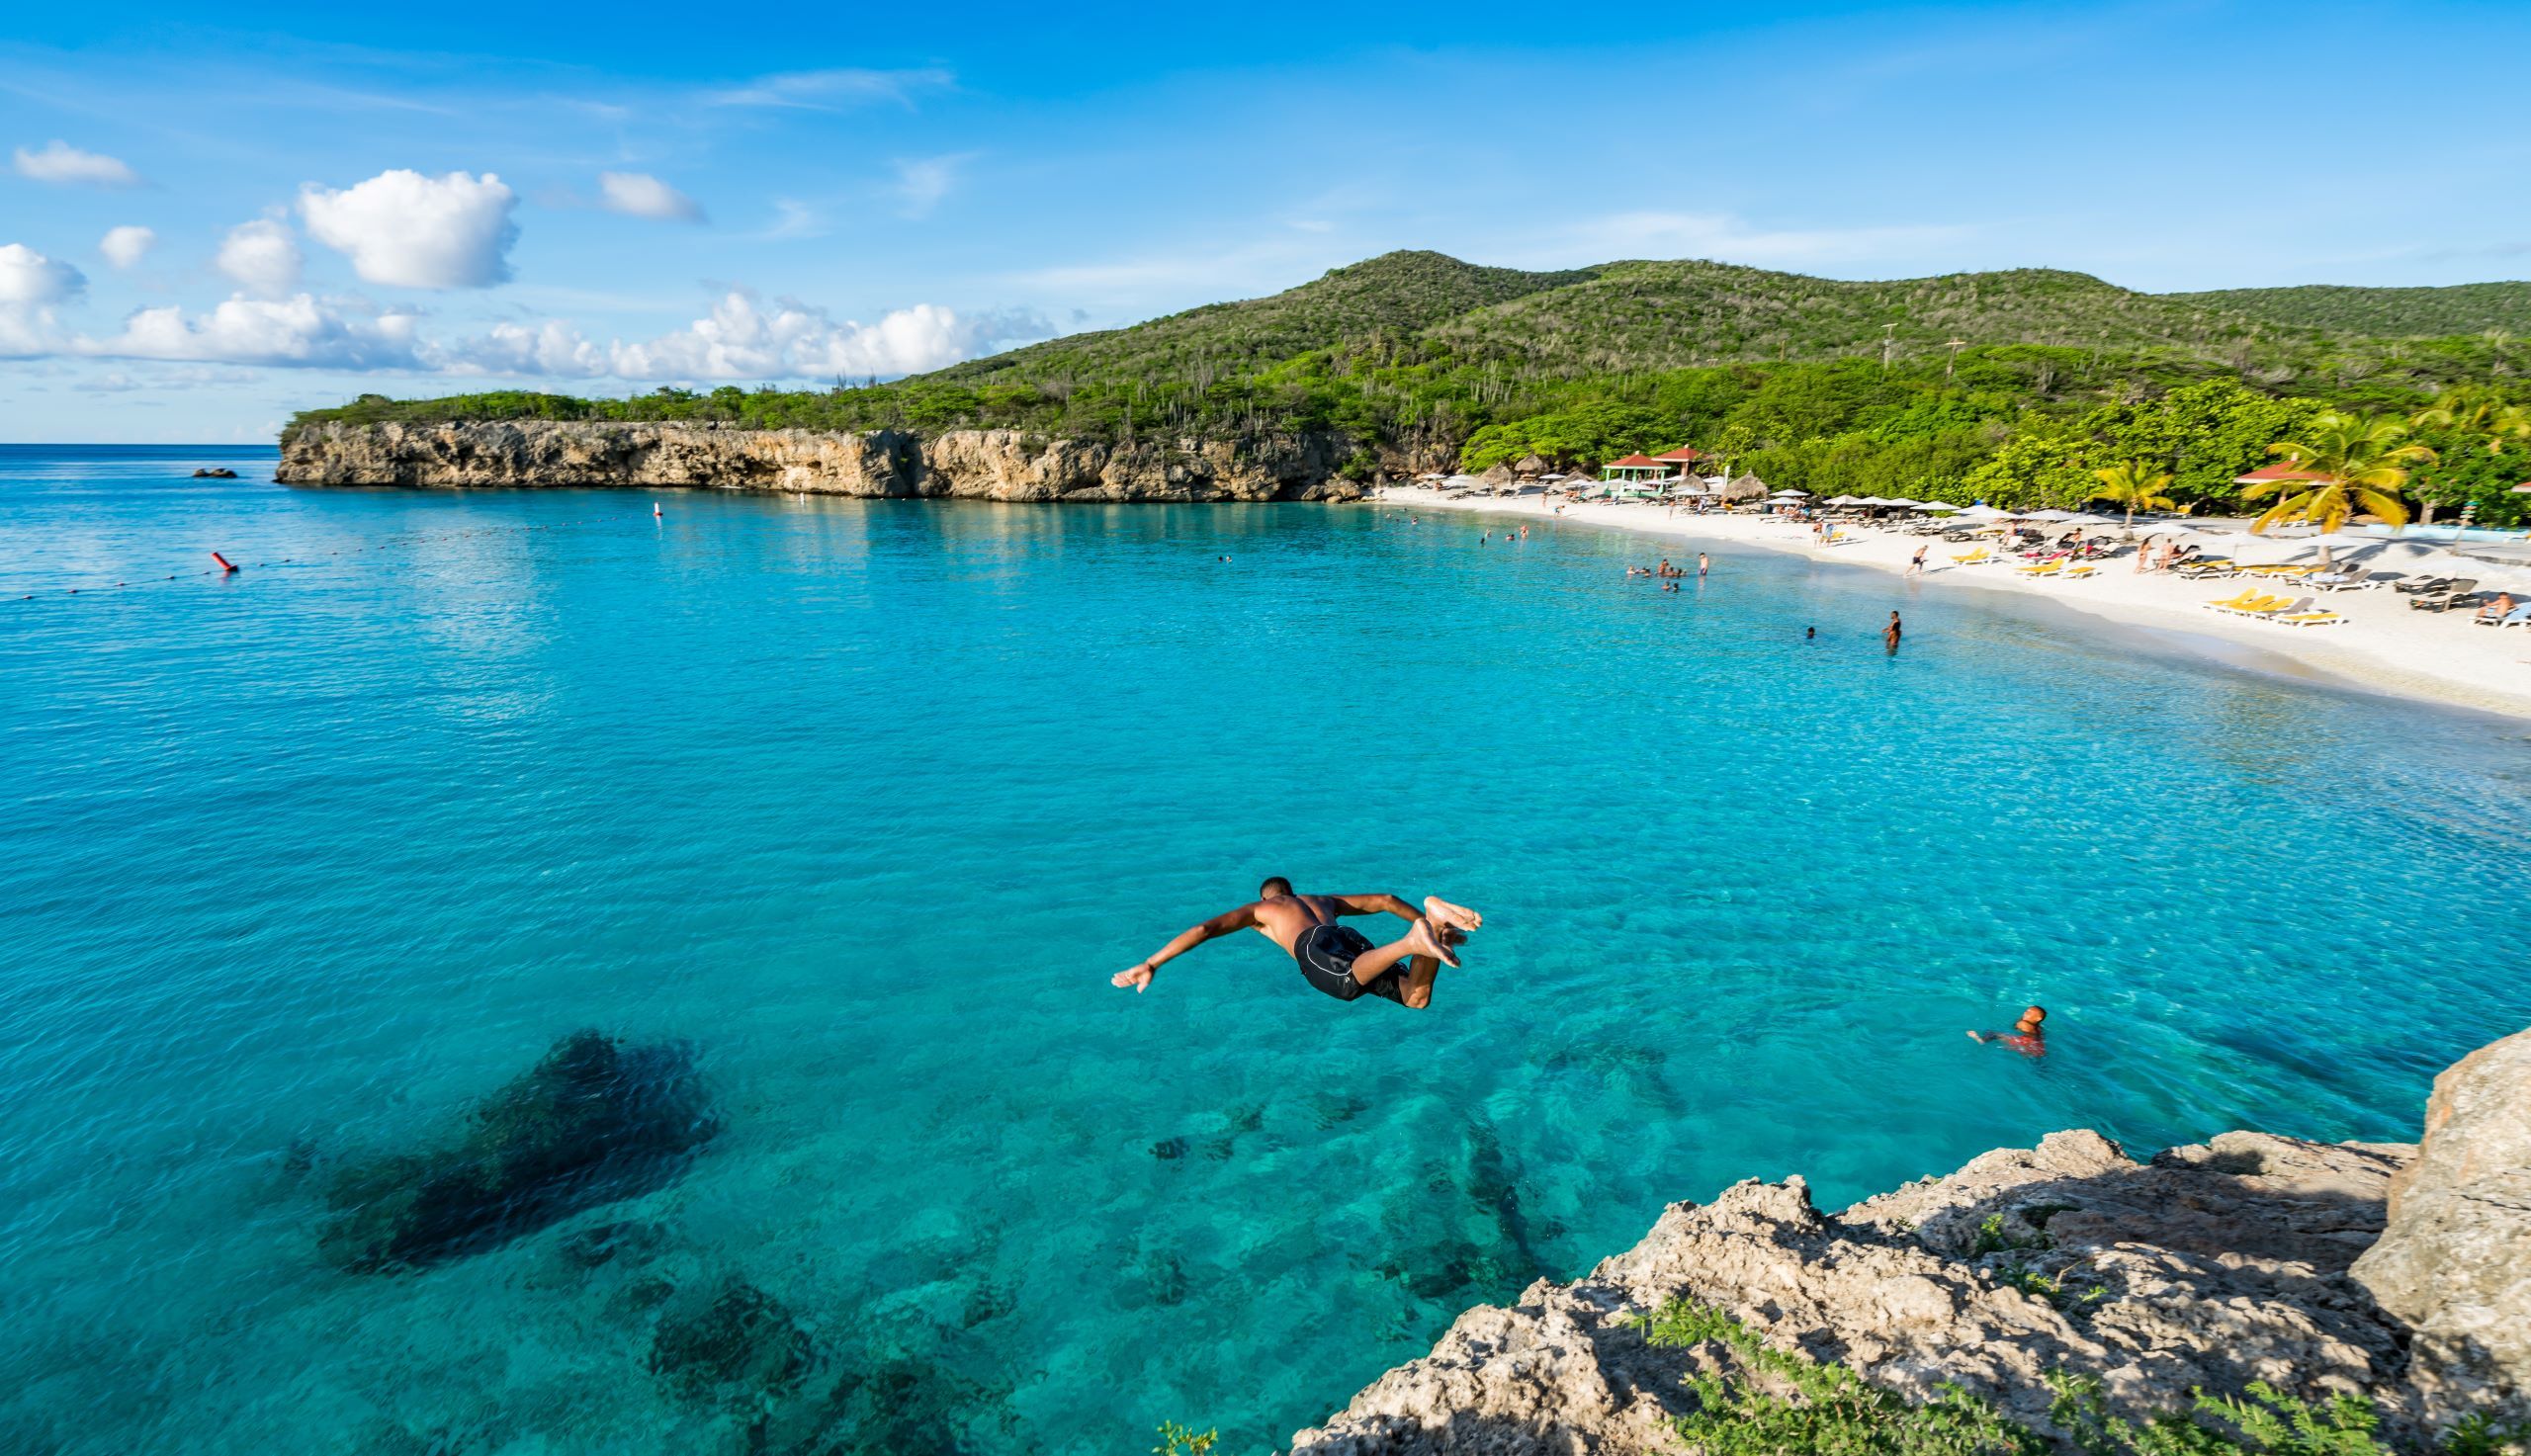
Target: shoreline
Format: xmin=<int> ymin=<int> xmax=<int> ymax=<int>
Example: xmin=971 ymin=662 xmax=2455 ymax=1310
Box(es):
xmin=1379 ymin=486 xmax=2531 ymax=725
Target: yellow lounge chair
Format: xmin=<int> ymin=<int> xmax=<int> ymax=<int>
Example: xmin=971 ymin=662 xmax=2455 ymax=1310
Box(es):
xmin=2276 ymin=610 xmax=2346 ymax=627
xmin=2015 ymin=558 xmax=2064 ymax=576
xmin=1951 ymin=548 xmax=1993 ymax=565
xmin=2061 ymin=563 xmax=2098 ymax=579
xmin=2204 ymin=590 xmax=2266 ymax=612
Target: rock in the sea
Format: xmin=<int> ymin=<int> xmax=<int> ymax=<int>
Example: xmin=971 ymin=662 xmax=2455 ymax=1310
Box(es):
xmin=191 ymin=467 xmax=238 ymax=477
xmin=319 ymin=1030 xmax=716 ymax=1272
xmin=2353 ymin=1026 xmax=2531 ymax=1428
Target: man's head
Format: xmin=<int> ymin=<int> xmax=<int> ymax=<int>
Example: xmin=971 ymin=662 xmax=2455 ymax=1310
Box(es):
xmin=2017 ymin=1005 xmax=2047 ymax=1031
xmin=1259 ymin=876 xmax=1293 ymax=900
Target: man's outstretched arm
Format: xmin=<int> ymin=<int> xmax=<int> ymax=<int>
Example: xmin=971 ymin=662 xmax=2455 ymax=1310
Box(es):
xmin=1112 ymin=902 xmax=1261 ymax=993
xmin=1329 ymin=893 xmax=1420 ymax=922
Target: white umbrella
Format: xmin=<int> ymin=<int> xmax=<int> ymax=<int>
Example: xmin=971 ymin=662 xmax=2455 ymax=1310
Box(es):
xmin=1773 ymin=487 xmax=1811 ymax=497
xmin=2138 ymin=520 xmax=2203 ymax=535
xmin=1951 ymin=505 xmax=2010 ymax=522
xmin=1913 ymin=501 xmax=1963 ymax=512
xmin=1442 ymin=473 xmax=1480 ymax=486
xmin=1882 ymin=497 xmax=1928 ymax=508
xmin=1826 ymin=493 xmax=1862 ymax=505
xmin=2062 ymin=512 xmax=2117 ymax=527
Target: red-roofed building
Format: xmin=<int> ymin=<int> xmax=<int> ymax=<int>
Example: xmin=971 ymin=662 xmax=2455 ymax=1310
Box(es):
xmin=1652 ymin=447 xmax=1702 ymax=465
xmin=1602 ymin=453 xmax=1666 ymax=480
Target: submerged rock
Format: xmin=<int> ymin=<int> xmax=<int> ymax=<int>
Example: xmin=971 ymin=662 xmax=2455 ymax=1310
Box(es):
xmin=648 ymin=1279 xmax=814 ymax=1410
xmin=191 ymin=467 xmax=238 ymax=477
xmin=319 ymin=1030 xmax=716 ymax=1272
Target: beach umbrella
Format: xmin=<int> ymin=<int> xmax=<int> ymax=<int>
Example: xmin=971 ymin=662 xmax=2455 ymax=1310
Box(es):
xmin=1882 ymin=497 xmax=1929 ymax=509
xmin=1913 ymin=501 xmax=1963 ymax=512
xmin=1442 ymin=473 xmax=1480 ymax=487
xmin=1774 ymin=487 xmax=1811 ymax=497
xmin=1826 ymin=493 xmax=1862 ymax=505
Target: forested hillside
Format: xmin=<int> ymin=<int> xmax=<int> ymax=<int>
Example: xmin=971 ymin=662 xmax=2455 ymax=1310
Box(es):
xmin=2174 ymin=282 xmax=2531 ymax=339
xmin=289 ymin=252 xmax=2531 ymax=524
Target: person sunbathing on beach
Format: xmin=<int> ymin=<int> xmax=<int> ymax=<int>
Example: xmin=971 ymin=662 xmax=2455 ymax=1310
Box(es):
xmin=1968 ymin=1005 xmax=2047 ymax=1057
xmin=2476 ymin=592 xmax=2515 ymax=624
xmin=1112 ymin=880 xmax=1480 ymax=1010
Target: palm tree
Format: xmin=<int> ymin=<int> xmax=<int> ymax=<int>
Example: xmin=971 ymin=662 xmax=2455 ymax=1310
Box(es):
xmin=2409 ymin=389 xmax=2530 ymax=525
xmin=2247 ymin=411 xmax=2433 ymax=535
xmin=2088 ymin=460 xmax=2175 ymax=530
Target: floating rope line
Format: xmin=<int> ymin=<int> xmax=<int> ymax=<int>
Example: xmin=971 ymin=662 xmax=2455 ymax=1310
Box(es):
xmin=7 ymin=509 xmax=653 ymax=605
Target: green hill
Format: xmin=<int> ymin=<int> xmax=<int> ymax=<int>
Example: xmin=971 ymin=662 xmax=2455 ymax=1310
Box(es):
xmin=943 ymin=250 xmax=1603 ymax=385
xmin=287 ymin=250 xmax=2531 ymax=523
xmin=2170 ymin=282 xmax=2531 ymax=338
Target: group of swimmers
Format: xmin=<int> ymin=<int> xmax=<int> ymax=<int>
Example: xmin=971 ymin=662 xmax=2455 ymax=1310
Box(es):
xmin=1479 ymin=527 xmax=1529 ymax=545
xmin=1625 ymin=553 xmax=1709 ymax=591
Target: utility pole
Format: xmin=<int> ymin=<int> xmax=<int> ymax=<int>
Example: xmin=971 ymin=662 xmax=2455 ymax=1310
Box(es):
xmin=1944 ymin=339 xmax=1968 ymax=383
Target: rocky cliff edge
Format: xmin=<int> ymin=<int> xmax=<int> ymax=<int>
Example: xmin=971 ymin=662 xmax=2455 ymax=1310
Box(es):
xmin=1293 ymin=1026 xmax=2531 ymax=1453
xmin=276 ymin=421 xmax=1365 ymax=502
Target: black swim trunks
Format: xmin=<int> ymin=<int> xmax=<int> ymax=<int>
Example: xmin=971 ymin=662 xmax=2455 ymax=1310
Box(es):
xmin=1293 ymin=922 xmax=1409 ymax=1005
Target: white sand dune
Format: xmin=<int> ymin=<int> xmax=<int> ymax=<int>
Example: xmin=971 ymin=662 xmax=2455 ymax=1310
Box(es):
xmin=1382 ymin=487 xmax=2531 ymax=722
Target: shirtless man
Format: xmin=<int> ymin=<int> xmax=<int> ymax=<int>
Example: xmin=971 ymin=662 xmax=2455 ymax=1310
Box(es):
xmin=1968 ymin=1005 xmax=2047 ymax=1057
xmin=1112 ymin=879 xmax=1481 ymax=1010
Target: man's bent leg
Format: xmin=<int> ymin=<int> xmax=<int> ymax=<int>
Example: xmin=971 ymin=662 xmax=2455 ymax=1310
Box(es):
xmin=1349 ymin=918 xmax=1456 ymax=987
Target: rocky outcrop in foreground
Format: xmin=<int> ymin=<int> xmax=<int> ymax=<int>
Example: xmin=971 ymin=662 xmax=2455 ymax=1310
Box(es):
xmin=277 ymin=420 xmax=1366 ymax=502
xmin=1295 ymin=1028 xmax=2531 ymax=1453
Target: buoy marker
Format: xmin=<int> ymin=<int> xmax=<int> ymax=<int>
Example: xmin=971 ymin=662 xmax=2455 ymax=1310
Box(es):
xmin=212 ymin=552 xmax=238 ymax=573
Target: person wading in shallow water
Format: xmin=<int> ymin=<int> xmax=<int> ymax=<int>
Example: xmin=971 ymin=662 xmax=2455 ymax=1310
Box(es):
xmin=1112 ymin=880 xmax=1481 ymax=1010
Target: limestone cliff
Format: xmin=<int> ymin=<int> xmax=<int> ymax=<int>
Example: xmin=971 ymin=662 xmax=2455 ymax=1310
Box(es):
xmin=275 ymin=420 xmax=1366 ymax=502
xmin=1293 ymin=1027 xmax=2531 ymax=1454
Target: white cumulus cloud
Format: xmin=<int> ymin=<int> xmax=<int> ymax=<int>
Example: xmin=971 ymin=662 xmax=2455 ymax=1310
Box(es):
xmin=0 ymin=242 xmax=86 ymax=305
xmin=300 ymin=169 xmax=518 ymax=289
xmin=608 ymin=293 xmax=1034 ymax=380
xmin=89 ymin=294 xmax=425 ymax=370
xmin=438 ymin=292 xmax=1047 ymax=382
xmin=100 ymin=225 xmax=155 ymax=269
xmin=0 ymin=243 xmax=88 ymax=356
xmin=217 ymin=219 xmax=303 ymax=298
xmin=597 ymin=171 xmax=704 ymax=222
xmin=13 ymin=140 xmax=141 ymax=187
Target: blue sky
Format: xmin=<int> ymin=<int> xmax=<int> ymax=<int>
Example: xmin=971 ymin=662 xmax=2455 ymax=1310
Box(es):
xmin=5 ymin=0 xmax=2530 ymax=442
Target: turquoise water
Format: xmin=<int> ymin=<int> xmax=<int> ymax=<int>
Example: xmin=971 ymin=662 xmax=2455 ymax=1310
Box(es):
xmin=3 ymin=444 xmax=2527 ymax=1455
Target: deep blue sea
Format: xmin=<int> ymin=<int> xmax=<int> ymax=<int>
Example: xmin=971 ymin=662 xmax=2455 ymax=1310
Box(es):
xmin=3 ymin=444 xmax=2526 ymax=1455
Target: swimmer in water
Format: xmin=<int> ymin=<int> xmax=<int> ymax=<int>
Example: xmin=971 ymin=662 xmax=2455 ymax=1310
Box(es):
xmin=1805 ymin=626 xmax=1816 ymax=641
xmin=1698 ymin=552 xmax=1710 ymax=578
xmin=1113 ymin=880 xmax=1481 ymax=1011
xmin=1968 ymin=1005 xmax=2047 ymax=1057
xmin=1884 ymin=610 xmax=1903 ymax=648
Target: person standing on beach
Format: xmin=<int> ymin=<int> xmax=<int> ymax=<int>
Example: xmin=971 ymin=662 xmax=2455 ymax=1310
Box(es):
xmin=1112 ymin=880 xmax=1481 ymax=1011
xmin=1908 ymin=547 xmax=1927 ymax=577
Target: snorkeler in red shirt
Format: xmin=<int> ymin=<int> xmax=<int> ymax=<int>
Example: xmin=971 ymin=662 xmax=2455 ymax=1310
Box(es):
xmin=1968 ymin=1005 xmax=2047 ymax=1058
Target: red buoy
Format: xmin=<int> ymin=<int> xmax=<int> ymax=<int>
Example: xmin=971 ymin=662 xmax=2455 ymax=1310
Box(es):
xmin=212 ymin=552 xmax=238 ymax=573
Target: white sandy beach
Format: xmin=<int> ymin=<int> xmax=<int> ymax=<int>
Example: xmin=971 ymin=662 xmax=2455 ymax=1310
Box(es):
xmin=1381 ymin=486 xmax=2531 ymax=723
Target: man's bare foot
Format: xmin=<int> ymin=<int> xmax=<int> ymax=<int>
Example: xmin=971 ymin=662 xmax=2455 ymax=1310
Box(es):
xmin=1424 ymin=896 xmax=1482 ymax=933
xmin=1406 ymin=918 xmax=1461 ymax=968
